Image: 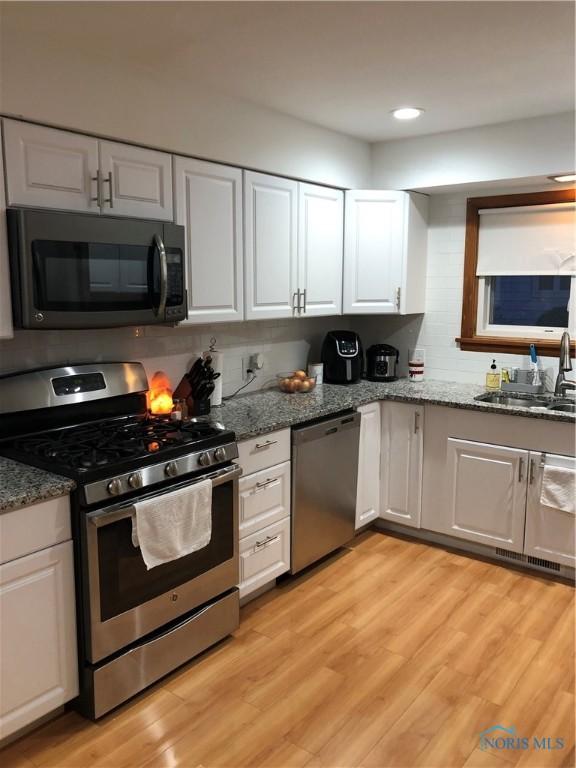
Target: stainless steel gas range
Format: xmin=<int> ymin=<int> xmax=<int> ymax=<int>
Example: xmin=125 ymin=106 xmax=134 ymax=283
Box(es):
xmin=0 ymin=363 xmax=240 ymax=719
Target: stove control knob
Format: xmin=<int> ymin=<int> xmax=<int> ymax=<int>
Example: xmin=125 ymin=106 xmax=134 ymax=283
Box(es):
xmin=107 ymin=478 xmax=122 ymax=496
xmin=128 ymin=472 xmax=143 ymax=489
xmin=214 ymin=447 xmax=226 ymax=463
xmin=165 ymin=461 xmax=179 ymax=478
xmin=198 ymin=452 xmax=212 ymax=467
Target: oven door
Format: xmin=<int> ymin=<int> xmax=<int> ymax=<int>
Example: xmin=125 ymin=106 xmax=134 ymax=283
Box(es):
xmin=8 ymin=208 xmax=186 ymax=329
xmin=83 ymin=464 xmax=240 ymax=663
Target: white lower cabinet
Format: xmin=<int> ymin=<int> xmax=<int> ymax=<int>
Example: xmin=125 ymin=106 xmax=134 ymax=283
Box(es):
xmin=239 ymin=518 xmax=291 ymax=600
xmin=379 ymin=402 xmax=423 ymax=528
xmin=239 ymin=461 xmax=290 ymax=539
xmin=0 ymin=540 xmax=78 ymax=739
xmin=355 ymin=403 xmax=381 ymax=529
xmin=525 ymin=452 xmax=576 ymax=567
xmin=445 ymin=439 xmax=528 ymax=553
xmin=237 ymin=429 xmax=291 ymax=600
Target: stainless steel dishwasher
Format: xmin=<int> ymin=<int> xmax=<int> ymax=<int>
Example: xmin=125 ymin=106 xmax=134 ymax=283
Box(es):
xmin=290 ymin=410 xmax=361 ymax=574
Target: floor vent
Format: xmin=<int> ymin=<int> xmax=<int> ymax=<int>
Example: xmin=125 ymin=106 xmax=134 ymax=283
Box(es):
xmin=494 ymin=547 xmax=561 ymax=572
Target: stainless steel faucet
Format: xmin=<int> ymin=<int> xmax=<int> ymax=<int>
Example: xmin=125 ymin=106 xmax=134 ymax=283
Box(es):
xmin=554 ymin=331 xmax=576 ymax=396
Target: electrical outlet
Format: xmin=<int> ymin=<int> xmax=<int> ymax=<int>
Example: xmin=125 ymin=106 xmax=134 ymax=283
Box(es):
xmin=249 ymin=353 xmax=264 ymax=371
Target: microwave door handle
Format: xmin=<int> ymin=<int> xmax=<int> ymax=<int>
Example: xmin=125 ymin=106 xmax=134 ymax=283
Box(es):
xmin=153 ymin=233 xmax=168 ymax=318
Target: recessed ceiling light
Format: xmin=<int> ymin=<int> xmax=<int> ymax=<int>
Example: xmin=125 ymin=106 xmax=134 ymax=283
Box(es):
xmin=549 ymin=173 xmax=576 ymax=183
xmin=391 ymin=107 xmax=424 ymax=121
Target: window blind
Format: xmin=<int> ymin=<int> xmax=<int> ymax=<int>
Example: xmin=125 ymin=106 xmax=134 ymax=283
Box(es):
xmin=476 ymin=203 xmax=576 ymax=276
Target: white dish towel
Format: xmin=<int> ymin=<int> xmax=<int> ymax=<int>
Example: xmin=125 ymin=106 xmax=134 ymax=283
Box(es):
xmin=131 ymin=479 xmax=213 ymax=570
xmin=540 ymin=465 xmax=576 ymax=515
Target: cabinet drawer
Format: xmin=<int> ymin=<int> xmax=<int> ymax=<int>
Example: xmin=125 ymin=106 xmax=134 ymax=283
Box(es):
xmin=239 ymin=461 xmax=291 ymax=539
xmin=0 ymin=495 xmax=71 ymax=565
xmin=238 ymin=518 xmax=290 ymax=599
xmin=237 ymin=429 xmax=290 ymax=476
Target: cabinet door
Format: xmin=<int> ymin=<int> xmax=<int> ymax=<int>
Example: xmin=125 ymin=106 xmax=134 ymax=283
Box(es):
xmin=343 ymin=190 xmax=405 ymax=314
xmin=0 ymin=123 xmax=13 ymax=339
xmin=3 ymin=119 xmax=99 ymax=212
xmin=355 ymin=402 xmax=381 ymax=529
xmin=244 ymin=171 xmax=298 ymax=320
xmin=525 ymin=452 xmax=576 ymax=567
xmin=174 ymin=157 xmax=243 ymax=323
xmin=298 ymin=183 xmax=343 ymax=316
xmin=445 ymin=439 xmax=528 ymax=553
xmin=238 ymin=517 xmax=290 ymax=600
xmin=380 ymin=402 xmax=423 ymax=528
xmin=0 ymin=541 xmax=78 ymax=739
xmin=99 ymin=141 xmax=173 ymax=220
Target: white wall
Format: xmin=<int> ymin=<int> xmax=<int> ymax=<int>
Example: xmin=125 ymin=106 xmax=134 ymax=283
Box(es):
xmin=0 ymin=6 xmax=370 ymax=189
xmin=356 ymin=190 xmax=572 ymax=390
xmin=371 ymin=113 xmax=575 ymax=191
xmin=0 ymin=317 xmax=352 ymax=398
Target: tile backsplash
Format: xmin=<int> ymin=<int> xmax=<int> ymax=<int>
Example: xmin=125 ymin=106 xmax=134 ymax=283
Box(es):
xmin=0 ymin=316 xmax=353 ymax=397
xmin=356 ymin=190 xmax=569 ymax=391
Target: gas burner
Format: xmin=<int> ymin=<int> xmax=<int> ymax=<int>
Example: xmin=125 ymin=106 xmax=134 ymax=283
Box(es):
xmin=11 ymin=414 xmax=230 ymax=474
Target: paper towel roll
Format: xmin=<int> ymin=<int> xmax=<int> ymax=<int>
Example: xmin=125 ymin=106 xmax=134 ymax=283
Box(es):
xmin=203 ymin=349 xmax=223 ymax=407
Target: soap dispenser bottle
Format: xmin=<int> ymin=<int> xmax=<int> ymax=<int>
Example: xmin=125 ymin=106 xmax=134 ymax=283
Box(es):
xmin=485 ymin=359 xmax=501 ymax=390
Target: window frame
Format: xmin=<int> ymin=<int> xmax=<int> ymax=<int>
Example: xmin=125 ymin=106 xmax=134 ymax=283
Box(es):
xmin=457 ymin=188 xmax=576 ymax=357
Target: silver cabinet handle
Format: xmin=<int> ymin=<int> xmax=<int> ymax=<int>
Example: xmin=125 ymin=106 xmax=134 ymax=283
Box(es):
xmin=414 ymin=411 xmax=420 ymax=434
xmin=528 ymin=458 xmax=536 ymax=484
xmin=255 ymin=534 xmax=279 ymax=550
xmin=254 ymin=439 xmax=277 ymax=450
xmin=91 ymin=170 xmax=103 ymax=207
xmin=103 ymin=171 xmax=113 ymax=208
xmin=518 ymin=457 xmax=524 ymax=483
xmin=292 ymin=291 xmax=300 ymax=313
xmin=301 ymin=289 xmax=307 ymax=314
xmin=395 ymin=287 xmax=401 ymax=312
xmin=255 ymin=477 xmax=278 ymax=491
xmin=154 ymin=233 xmax=168 ymax=318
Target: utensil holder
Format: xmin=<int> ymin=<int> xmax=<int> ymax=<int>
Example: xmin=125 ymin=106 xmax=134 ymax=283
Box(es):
xmin=501 ymin=368 xmax=544 ymax=394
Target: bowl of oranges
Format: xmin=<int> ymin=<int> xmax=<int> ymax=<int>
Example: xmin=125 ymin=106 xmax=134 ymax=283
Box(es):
xmin=277 ymin=370 xmax=317 ymax=394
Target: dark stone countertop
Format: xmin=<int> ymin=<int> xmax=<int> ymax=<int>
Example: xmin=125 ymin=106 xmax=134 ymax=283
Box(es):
xmin=0 ymin=457 xmax=76 ymax=514
xmin=215 ymin=378 xmax=575 ymax=440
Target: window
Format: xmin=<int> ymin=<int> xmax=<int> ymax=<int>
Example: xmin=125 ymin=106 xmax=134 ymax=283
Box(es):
xmin=459 ymin=189 xmax=576 ymax=356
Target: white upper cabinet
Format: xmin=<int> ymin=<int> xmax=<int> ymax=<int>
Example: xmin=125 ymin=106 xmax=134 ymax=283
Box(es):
xmin=4 ymin=120 xmax=172 ymax=220
xmin=525 ymin=452 xmax=576 ymax=567
xmin=99 ymin=141 xmax=173 ymax=220
xmin=445 ymin=439 xmax=528 ymax=553
xmin=4 ymin=119 xmax=99 ymax=213
xmin=297 ymin=183 xmax=343 ymax=316
xmin=0 ymin=123 xmax=13 ymax=339
xmin=174 ymin=157 xmax=243 ymax=323
xmin=355 ymin=402 xmax=381 ymax=529
xmin=244 ymin=171 xmax=298 ymax=320
xmin=343 ymin=190 xmax=428 ymax=315
xmin=380 ymin=402 xmax=423 ymax=528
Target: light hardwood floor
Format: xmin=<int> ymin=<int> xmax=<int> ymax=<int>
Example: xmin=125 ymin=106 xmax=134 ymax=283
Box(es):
xmin=2 ymin=531 xmax=574 ymax=768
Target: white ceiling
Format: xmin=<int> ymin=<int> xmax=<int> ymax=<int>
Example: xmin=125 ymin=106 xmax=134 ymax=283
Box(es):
xmin=3 ymin=1 xmax=575 ymax=143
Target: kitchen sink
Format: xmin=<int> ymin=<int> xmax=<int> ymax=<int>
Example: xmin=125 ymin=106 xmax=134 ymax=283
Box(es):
xmin=475 ymin=392 xmax=576 ymax=414
xmin=475 ymin=393 xmax=549 ymax=408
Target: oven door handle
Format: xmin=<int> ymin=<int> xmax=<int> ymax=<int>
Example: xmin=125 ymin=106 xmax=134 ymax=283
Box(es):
xmin=87 ymin=464 xmax=242 ymax=528
xmin=153 ymin=233 xmax=168 ymax=319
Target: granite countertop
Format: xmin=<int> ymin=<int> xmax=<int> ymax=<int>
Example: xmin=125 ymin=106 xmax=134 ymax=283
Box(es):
xmin=0 ymin=457 xmax=76 ymax=514
xmin=216 ymin=378 xmax=576 ymax=440
xmin=0 ymin=378 xmax=572 ymax=515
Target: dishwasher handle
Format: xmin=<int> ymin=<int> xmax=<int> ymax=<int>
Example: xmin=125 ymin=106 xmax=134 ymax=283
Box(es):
xmin=291 ymin=411 xmax=360 ymax=445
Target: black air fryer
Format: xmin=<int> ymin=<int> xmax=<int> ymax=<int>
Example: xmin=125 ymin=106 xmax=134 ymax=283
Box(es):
xmin=321 ymin=331 xmax=363 ymax=384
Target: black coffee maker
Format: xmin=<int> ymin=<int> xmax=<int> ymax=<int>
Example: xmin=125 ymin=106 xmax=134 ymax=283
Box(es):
xmin=321 ymin=331 xmax=363 ymax=384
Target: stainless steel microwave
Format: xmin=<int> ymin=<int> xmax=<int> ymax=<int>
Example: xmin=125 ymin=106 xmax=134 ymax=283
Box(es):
xmin=7 ymin=208 xmax=187 ymax=329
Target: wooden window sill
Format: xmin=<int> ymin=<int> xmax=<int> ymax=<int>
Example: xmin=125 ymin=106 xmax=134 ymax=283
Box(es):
xmin=457 ymin=336 xmax=575 ymax=357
